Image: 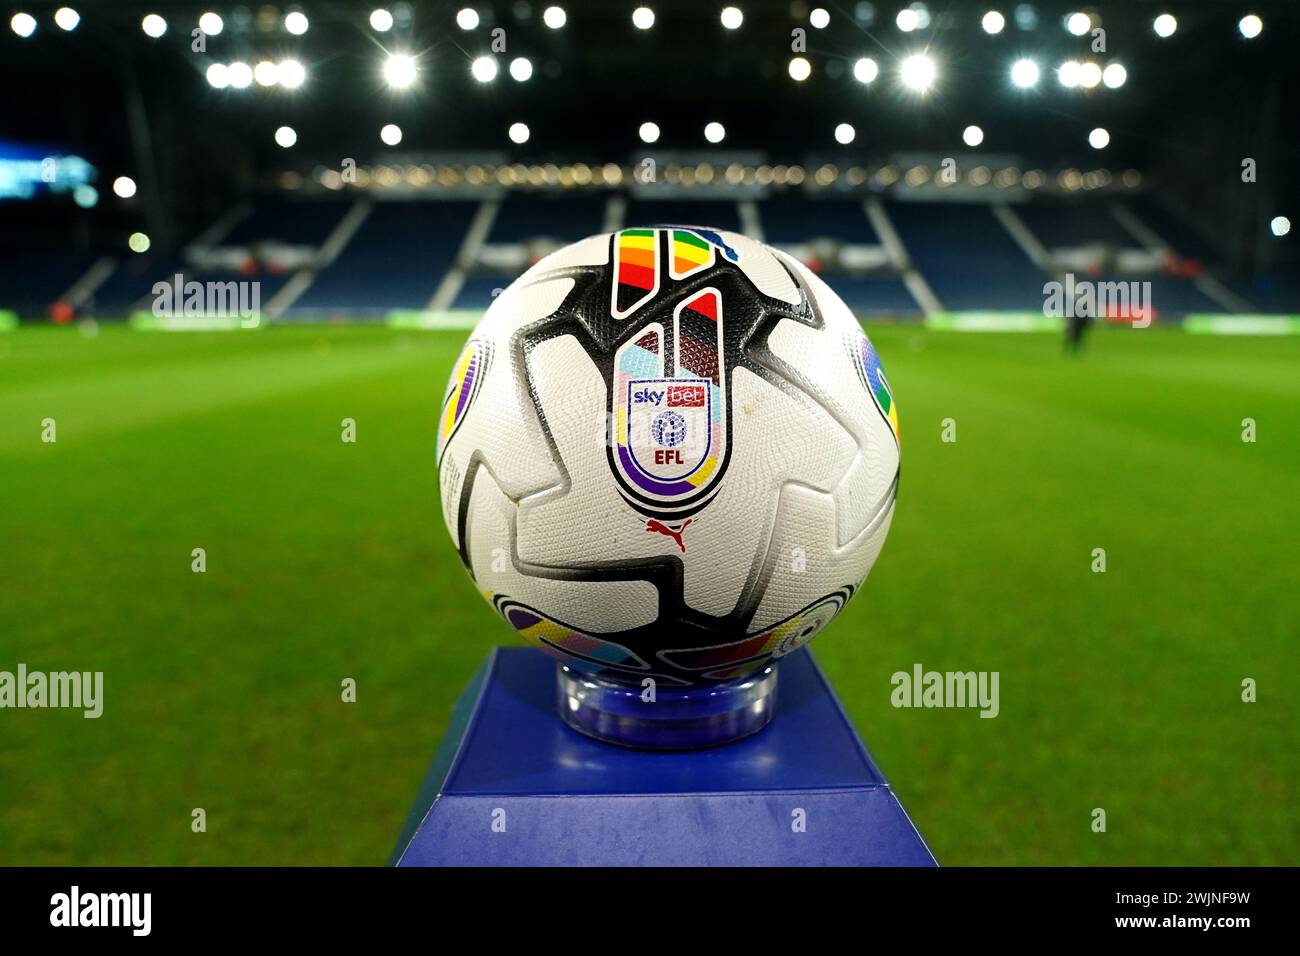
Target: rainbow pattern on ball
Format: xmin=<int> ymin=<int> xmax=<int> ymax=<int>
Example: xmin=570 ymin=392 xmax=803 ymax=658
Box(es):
xmin=437 ymin=340 xmax=487 ymax=461
xmin=857 ymin=334 xmax=899 ymax=444
xmin=501 ymin=601 xmax=646 ymax=671
xmin=670 ymin=229 xmax=714 ymax=278
xmin=613 ymin=229 xmax=659 ymax=317
xmin=661 ymin=590 xmax=851 ymax=678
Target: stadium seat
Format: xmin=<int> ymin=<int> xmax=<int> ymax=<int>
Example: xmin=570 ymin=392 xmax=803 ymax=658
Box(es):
xmin=450 ymin=275 xmax=507 ymax=310
xmin=0 ymin=251 xmax=97 ymax=317
xmin=489 ymin=194 xmax=606 ymax=242
xmin=759 ymin=194 xmax=879 ymax=244
xmin=1017 ymin=199 xmax=1143 ymax=249
xmin=220 ymin=198 xmax=351 ymax=246
xmin=887 ymin=201 xmax=1048 ymax=310
xmin=624 ymin=199 xmax=742 ymax=233
xmin=290 ymin=199 xmax=479 ymax=314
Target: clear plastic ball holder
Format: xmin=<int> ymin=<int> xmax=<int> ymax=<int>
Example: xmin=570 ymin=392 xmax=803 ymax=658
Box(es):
xmin=556 ymin=662 xmax=779 ymax=749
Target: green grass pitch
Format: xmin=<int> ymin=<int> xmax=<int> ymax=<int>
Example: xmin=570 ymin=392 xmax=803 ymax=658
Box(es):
xmin=0 ymin=322 xmax=1296 ymax=865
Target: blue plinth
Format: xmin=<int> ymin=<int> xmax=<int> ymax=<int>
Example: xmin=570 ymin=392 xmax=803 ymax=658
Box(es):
xmin=392 ymin=647 xmax=937 ymax=866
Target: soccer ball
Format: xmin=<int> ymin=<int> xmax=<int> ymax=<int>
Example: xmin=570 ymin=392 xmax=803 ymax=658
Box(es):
xmin=437 ymin=226 xmax=899 ymax=686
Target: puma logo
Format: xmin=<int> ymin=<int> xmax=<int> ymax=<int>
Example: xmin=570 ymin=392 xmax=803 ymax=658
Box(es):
xmin=691 ymin=228 xmax=740 ymax=262
xmin=646 ymin=518 xmax=692 ymax=553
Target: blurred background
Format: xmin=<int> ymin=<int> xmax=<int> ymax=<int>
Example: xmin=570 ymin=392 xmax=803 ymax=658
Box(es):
xmin=2 ymin=0 xmax=1299 ymax=322
xmin=0 ymin=1 xmax=1296 ymax=865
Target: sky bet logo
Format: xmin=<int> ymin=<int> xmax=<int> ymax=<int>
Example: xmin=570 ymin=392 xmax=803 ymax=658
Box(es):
xmin=632 ymin=384 xmax=707 ymax=408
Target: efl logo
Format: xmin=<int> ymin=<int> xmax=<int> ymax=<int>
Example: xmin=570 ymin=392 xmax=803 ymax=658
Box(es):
xmin=623 ymin=378 xmax=712 ymax=484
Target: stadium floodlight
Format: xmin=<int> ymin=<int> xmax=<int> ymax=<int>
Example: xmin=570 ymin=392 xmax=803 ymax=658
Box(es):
xmin=54 ymin=7 xmax=80 ymax=31
xmin=457 ymin=8 xmax=479 ymax=30
xmin=254 ymin=61 xmax=280 ymax=87
xmin=509 ymin=57 xmax=533 ymax=81
xmin=896 ymin=9 xmax=919 ymax=32
xmin=1088 ymin=127 xmax=1110 ymax=149
xmin=380 ymin=123 xmax=402 ymax=145
xmin=1102 ymin=62 xmax=1126 ymax=89
xmin=1238 ymin=15 xmax=1262 ymax=39
xmin=508 ymin=122 xmax=530 ymax=144
xmin=1079 ymin=61 xmax=1102 ymax=88
xmin=227 ymin=61 xmax=253 ymax=89
xmin=1011 ymin=58 xmax=1039 ymax=88
xmin=963 ymin=125 xmax=984 ymax=147
xmin=810 ymin=8 xmax=829 ymax=29
xmin=141 ymin=13 xmax=167 ymax=38
xmin=1057 ymin=60 xmax=1082 ymax=88
xmin=275 ymin=126 xmax=297 ymax=148
xmin=721 ymin=6 xmax=743 ymax=30
xmin=543 ymin=6 xmax=566 ymax=29
xmin=198 ymin=12 xmax=224 ymax=36
xmin=1153 ymin=13 xmax=1177 ymax=38
xmin=1269 ymin=216 xmax=1290 ymax=237
xmin=10 ymin=12 xmax=36 ymax=37
xmin=278 ymin=60 xmax=306 ymax=89
xmin=900 ymin=53 xmax=936 ymax=91
xmin=704 ymin=122 xmax=725 ymax=144
xmin=370 ymin=9 xmax=394 ymax=32
xmin=128 ymin=232 xmax=151 ymax=254
xmin=854 ymin=57 xmax=879 ymax=84
xmin=284 ymin=11 xmax=309 ymax=35
xmin=206 ymin=63 xmax=230 ymax=88
xmin=471 ymin=56 xmax=498 ymax=82
xmin=981 ymin=11 xmax=1004 ymax=34
xmin=834 ymin=123 xmax=855 ymax=145
xmin=788 ymin=56 xmax=811 ymax=81
xmin=632 ymin=7 xmax=655 ymax=30
xmin=384 ymin=54 xmax=418 ymax=89
xmin=112 ymin=176 xmax=137 ymax=199
xmin=638 ymin=121 xmax=660 ymax=144
xmin=1066 ymin=12 xmax=1090 ymax=36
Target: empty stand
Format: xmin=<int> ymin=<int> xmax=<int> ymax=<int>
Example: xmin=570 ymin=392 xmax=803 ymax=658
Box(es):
xmin=887 ymin=201 xmax=1048 ymax=311
xmin=290 ymin=199 xmax=479 ymax=314
xmin=623 ymin=199 xmax=742 ymax=233
xmin=489 ymin=194 xmax=606 ymax=242
xmin=220 ymin=198 xmax=351 ymax=247
xmin=760 ymin=194 xmax=879 ymax=244
xmin=1017 ymin=199 xmax=1142 ymax=249
xmin=0 ymin=251 xmax=96 ymax=317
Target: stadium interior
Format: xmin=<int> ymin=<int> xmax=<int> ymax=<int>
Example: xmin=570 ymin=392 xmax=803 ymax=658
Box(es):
xmin=1 ymin=0 xmax=1296 ymax=328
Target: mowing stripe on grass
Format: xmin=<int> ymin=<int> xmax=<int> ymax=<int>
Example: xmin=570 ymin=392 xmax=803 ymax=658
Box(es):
xmin=387 ymin=309 xmax=482 ymax=330
xmin=926 ymin=311 xmax=1064 ymax=332
xmin=129 ymin=311 xmax=257 ymax=332
xmin=1184 ymin=314 xmax=1300 ymax=335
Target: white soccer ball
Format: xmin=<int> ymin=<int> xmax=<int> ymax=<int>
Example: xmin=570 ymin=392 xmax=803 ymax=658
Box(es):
xmin=437 ymin=226 xmax=900 ymax=686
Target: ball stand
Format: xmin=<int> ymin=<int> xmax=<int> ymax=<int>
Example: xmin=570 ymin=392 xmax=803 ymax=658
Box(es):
xmin=390 ymin=647 xmax=936 ymax=866
xmin=556 ymin=663 xmax=779 ymax=750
